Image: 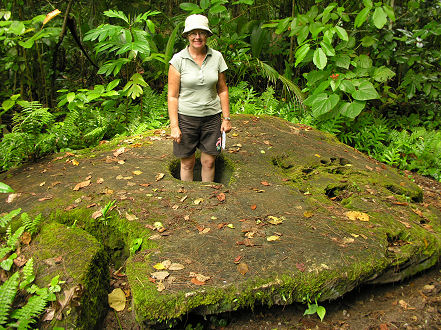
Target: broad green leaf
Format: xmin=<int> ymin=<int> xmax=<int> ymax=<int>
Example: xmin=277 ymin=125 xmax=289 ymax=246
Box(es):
xmin=335 ymin=26 xmax=348 ymax=41
xmin=295 ymin=43 xmax=310 ymax=67
xmin=383 ymin=5 xmax=395 ymax=21
xmin=106 ymin=79 xmax=120 ymax=91
xmin=0 ymin=182 xmax=14 ymax=193
xmin=275 ymin=17 xmax=291 ymax=34
xmin=351 ymin=81 xmax=379 ymax=100
xmin=339 ymin=80 xmax=356 ymax=93
xmin=320 ymin=41 xmax=335 ymax=56
xmin=317 ymin=306 xmax=326 ymax=321
xmin=363 ymin=0 xmax=373 ymax=7
xmin=67 ymin=92 xmax=75 ymax=103
xmin=354 ymin=7 xmax=370 ymax=28
xmin=361 ymin=36 xmax=376 ymax=47
xmin=179 ymin=3 xmax=201 ymax=12
xmin=313 ymin=48 xmax=327 ymax=70
xmin=146 ymin=20 xmax=155 ymax=34
xmin=309 ymin=22 xmax=325 ymax=39
xmin=209 ymin=4 xmax=227 ymax=14
xmin=297 ymin=25 xmax=309 ymax=45
xmin=323 ymin=29 xmax=334 ymax=45
xmin=372 ymin=7 xmax=387 ymax=29
xmin=2 ymin=99 xmax=15 ymax=111
xmin=339 ymin=101 xmax=366 ymax=118
xmin=9 ymin=21 xmax=25 ymax=35
xmin=309 ymin=93 xmax=340 ymax=117
xmin=373 ymin=66 xmax=396 ymax=83
xmin=19 ymin=39 xmax=35 ymax=48
xmin=333 ymin=55 xmax=350 ymax=69
xmin=200 ymin=0 xmax=210 ymax=9
xmin=312 ymin=80 xmax=331 ymax=95
xmin=355 ymin=54 xmax=372 ymax=69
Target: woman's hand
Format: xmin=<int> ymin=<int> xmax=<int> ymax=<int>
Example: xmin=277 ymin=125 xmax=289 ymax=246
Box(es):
xmin=171 ymin=126 xmax=182 ymax=143
xmin=221 ymin=119 xmax=232 ymax=133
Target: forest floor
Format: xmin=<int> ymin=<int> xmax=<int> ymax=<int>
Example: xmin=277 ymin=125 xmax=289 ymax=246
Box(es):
xmin=102 ymin=173 xmax=441 ymax=330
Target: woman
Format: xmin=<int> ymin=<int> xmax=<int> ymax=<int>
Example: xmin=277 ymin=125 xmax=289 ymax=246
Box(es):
xmin=168 ymin=14 xmax=231 ymax=182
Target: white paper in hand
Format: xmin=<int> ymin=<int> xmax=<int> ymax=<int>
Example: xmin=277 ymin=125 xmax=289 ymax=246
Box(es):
xmin=222 ymin=131 xmax=226 ymax=149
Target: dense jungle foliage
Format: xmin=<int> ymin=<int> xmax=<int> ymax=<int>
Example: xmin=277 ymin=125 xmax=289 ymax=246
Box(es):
xmin=0 ymin=0 xmax=440 ymax=180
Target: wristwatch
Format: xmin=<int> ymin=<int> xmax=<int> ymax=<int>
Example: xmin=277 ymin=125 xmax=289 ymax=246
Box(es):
xmin=223 ymin=117 xmax=231 ymax=121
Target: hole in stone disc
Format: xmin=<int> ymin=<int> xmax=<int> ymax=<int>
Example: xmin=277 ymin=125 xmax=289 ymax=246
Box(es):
xmin=169 ymin=154 xmax=233 ymax=185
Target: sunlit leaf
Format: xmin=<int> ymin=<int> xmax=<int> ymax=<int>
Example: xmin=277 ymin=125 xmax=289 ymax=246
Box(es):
xmin=108 ymin=288 xmax=126 ymax=311
xmin=43 ymin=9 xmax=61 ymax=26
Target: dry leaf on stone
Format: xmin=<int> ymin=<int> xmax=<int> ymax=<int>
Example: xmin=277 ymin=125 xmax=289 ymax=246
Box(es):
xmin=250 ymin=204 xmax=257 ymax=210
xmin=180 ymin=195 xmax=188 ymax=202
xmin=73 ymin=180 xmax=90 ymax=191
xmin=20 ymin=232 xmax=32 ymax=245
xmin=267 ymin=216 xmax=284 ymax=225
xmin=267 ymin=235 xmax=280 ymax=241
xmin=40 ymin=182 xmax=46 ymax=187
xmin=133 ymin=170 xmax=143 ymax=175
xmin=92 ymin=210 xmax=102 ymax=219
xmin=113 ymin=147 xmax=126 ymax=157
xmin=234 ymin=256 xmax=242 ymax=264
xmin=189 ymin=272 xmax=210 ymax=283
xmin=216 ymin=193 xmax=226 ymax=202
xmin=342 ymin=237 xmax=355 ymax=244
xmin=193 ymin=198 xmax=204 ymax=205
xmin=199 ymin=228 xmax=211 ymax=234
xmin=38 ymin=196 xmax=53 ymax=202
xmin=191 ymin=278 xmax=206 ymax=285
xmin=162 ymin=260 xmax=172 ymax=269
xmin=13 ymin=255 xmax=27 ymax=267
xmin=155 ymin=173 xmax=165 ymax=181
xmin=125 ymin=212 xmax=138 ymax=221
xmin=157 ymin=282 xmax=166 ymax=292
xmin=303 ymin=211 xmax=314 ymax=218
xmin=116 ymin=175 xmax=124 ymax=180
xmin=108 ymin=288 xmax=126 ymax=311
xmin=237 ymin=262 xmax=249 ymax=276
xmin=261 ymin=181 xmax=271 ymax=186
xmin=345 ymin=211 xmax=370 ymax=221
xmin=6 ymin=193 xmax=20 ymax=203
xmin=96 ymin=178 xmax=104 ymax=184
xmin=169 ymin=263 xmax=185 ymax=271
xmin=151 ymin=271 xmax=170 ymax=280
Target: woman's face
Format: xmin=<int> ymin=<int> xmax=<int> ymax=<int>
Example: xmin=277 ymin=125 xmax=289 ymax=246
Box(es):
xmin=187 ymin=29 xmax=208 ymax=50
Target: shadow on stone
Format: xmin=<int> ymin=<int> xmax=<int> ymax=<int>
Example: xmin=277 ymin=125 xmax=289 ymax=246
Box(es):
xmin=169 ymin=154 xmax=233 ymax=184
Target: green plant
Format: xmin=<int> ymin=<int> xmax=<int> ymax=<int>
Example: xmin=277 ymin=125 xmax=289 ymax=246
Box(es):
xmin=0 ymin=182 xmax=14 ymax=193
xmin=129 ymin=238 xmax=143 ymax=255
xmin=303 ymin=294 xmax=326 ymax=322
xmin=98 ymin=200 xmax=117 ymax=226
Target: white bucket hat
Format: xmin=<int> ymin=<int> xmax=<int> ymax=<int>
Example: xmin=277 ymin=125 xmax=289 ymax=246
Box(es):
xmin=182 ymin=14 xmax=213 ymax=37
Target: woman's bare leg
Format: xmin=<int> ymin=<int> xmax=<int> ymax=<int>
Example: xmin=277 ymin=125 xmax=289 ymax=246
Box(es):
xmin=201 ymin=152 xmax=216 ymax=182
xmin=180 ymin=154 xmax=195 ymax=181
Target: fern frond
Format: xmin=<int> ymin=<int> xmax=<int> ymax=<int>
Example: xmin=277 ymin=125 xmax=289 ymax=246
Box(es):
xmin=19 ymin=258 xmax=35 ymax=291
xmin=13 ymin=101 xmax=54 ymax=135
xmin=9 ymin=294 xmax=48 ymax=329
xmin=0 ymin=271 xmax=20 ymax=325
xmin=255 ymin=58 xmax=305 ymax=103
xmin=0 ymin=209 xmax=21 ymax=228
xmin=0 ymin=246 xmax=13 ymax=260
xmin=7 ymin=226 xmax=25 ymax=250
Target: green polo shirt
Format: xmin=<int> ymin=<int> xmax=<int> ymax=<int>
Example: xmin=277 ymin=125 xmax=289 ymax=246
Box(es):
xmin=169 ymin=46 xmax=228 ymax=117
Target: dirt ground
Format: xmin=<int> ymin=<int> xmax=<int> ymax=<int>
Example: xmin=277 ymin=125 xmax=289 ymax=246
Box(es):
xmin=102 ymin=173 xmax=441 ymax=330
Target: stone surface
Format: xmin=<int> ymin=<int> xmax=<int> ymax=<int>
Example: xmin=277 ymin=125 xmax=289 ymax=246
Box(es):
xmin=2 ymin=114 xmax=441 ymax=326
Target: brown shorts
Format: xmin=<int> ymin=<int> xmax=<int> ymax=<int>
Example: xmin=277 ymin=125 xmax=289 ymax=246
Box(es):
xmin=173 ymin=113 xmax=222 ymax=158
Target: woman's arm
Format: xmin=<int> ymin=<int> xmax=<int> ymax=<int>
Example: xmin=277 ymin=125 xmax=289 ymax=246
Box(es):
xmin=168 ymin=65 xmax=182 ymax=143
xmin=217 ymin=72 xmax=232 ymax=133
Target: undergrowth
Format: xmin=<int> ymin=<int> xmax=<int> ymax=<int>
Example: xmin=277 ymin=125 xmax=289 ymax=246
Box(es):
xmin=0 ymin=206 xmax=62 ymax=329
xmin=1 ymin=81 xmax=440 ymax=182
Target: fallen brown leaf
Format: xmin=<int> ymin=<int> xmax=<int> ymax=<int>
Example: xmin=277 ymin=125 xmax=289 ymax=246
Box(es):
xmin=20 ymin=232 xmax=32 ymax=245
xmin=73 ymin=180 xmax=91 ymax=191
xmin=234 ymin=256 xmax=242 ymax=264
xmin=237 ymin=262 xmax=249 ymax=276
xmin=13 ymin=255 xmax=27 ymax=267
xmin=250 ymin=204 xmax=257 ymax=210
xmin=155 ymin=173 xmax=165 ymax=181
xmin=260 ymin=181 xmax=271 ymax=186
xmin=113 ymin=147 xmax=126 ymax=157
xmin=216 ymin=193 xmax=226 ymax=202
